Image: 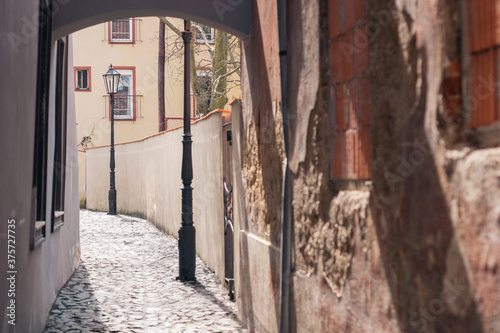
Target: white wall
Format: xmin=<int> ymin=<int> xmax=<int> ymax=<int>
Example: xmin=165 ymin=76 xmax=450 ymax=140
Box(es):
xmin=0 ymin=8 xmax=80 ymax=331
xmin=78 ymin=150 xmax=86 ymax=205
xmin=86 ymin=110 xmax=227 ymax=281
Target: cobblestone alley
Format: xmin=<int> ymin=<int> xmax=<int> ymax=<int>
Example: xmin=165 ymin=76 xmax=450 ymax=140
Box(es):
xmin=43 ymin=210 xmax=246 ymax=333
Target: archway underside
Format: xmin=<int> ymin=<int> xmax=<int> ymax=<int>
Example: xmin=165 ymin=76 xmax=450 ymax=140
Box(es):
xmin=52 ymin=0 xmax=250 ymax=39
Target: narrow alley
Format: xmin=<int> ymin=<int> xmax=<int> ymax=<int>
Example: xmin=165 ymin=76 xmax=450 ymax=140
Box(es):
xmin=3 ymin=1 xmax=500 ymax=332
xmin=43 ymin=210 xmax=246 ymax=333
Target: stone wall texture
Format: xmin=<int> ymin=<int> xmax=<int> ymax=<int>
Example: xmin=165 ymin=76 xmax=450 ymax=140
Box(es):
xmin=233 ymin=0 xmax=285 ymax=330
xmin=234 ymin=0 xmax=500 ymax=332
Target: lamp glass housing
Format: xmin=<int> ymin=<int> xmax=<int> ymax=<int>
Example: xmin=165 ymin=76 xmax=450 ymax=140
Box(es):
xmin=103 ymin=65 xmax=121 ymax=94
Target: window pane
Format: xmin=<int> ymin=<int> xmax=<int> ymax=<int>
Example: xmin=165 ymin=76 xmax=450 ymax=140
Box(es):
xmin=111 ymin=19 xmax=132 ymax=42
xmin=196 ymin=70 xmax=212 ymax=113
xmin=117 ymin=75 xmax=130 ymax=93
xmin=82 ymin=71 xmax=88 ymax=89
xmin=204 ymin=26 xmax=213 ymax=40
xmin=53 ymin=39 xmax=67 ymax=232
xmin=195 ymin=25 xmax=214 ymax=43
xmin=112 ymin=70 xmax=134 ymax=119
xmin=76 ymin=69 xmax=89 ymax=90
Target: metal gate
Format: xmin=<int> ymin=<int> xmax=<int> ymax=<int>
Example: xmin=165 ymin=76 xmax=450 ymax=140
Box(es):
xmin=223 ymin=121 xmax=234 ymax=301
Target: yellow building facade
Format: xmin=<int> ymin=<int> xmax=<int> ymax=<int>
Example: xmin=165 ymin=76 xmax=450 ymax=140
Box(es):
xmin=73 ymin=16 xmax=241 ymax=148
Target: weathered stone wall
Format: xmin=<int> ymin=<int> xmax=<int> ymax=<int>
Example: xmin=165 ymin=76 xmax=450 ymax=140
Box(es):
xmin=288 ymin=0 xmax=399 ymax=331
xmin=240 ymin=0 xmax=285 ymax=246
xmin=447 ymin=148 xmax=500 ymax=332
xmin=235 ymin=0 xmax=500 ymax=332
xmin=369 ymin=1 xmax=499 ymax=332
xmin=233 ymin=0 xmax=285 ymax=331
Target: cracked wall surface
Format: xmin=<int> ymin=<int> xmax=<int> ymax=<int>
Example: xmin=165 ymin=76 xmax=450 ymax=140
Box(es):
xmin=369 ymin=0 xmax=500 ymax=332
xmin=235 ymin=0 xmax=500 ymax=332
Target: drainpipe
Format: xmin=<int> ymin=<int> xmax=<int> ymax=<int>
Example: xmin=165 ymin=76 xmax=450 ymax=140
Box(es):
xmin=277 ymin=0 xmax=292 ymax=332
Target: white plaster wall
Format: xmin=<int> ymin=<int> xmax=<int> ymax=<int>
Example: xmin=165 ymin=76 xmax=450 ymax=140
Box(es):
xmin=78 ymin=150 xmax=86 ymax=204
xmin=0 ymin=16 xmax=80 ymax=331
xmin=86 ymin=111 xmax=226 ymax=281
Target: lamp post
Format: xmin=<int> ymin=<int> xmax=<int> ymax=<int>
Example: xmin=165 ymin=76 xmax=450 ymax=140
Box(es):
xmin=178 ymin=20 xmax=196 ymax=281
xmin=103 ymin=64 xmax=121 ymax=216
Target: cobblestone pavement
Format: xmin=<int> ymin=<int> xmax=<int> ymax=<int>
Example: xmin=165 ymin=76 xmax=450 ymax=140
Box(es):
xmin=43 ymin=210 xmax=247 ymax=333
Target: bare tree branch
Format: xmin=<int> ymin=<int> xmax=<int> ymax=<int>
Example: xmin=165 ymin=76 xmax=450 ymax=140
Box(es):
xmin=191 ymin=23 xmax=214 ymax=55
xmin=159 ymin=18 xmax=241 ymax=115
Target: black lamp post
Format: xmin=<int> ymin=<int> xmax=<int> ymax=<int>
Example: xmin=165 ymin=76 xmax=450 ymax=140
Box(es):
xmin=178 ymin=20 xmax=196 ymax=281
xmin=103 ymin=64 xmax=121 ymax=216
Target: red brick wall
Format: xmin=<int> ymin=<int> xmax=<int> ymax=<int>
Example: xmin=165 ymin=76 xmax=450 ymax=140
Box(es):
xmin=467 ymin=0 xmax=500 ymax=128
xmin=329 ymin=0 xmax=371 ymax=179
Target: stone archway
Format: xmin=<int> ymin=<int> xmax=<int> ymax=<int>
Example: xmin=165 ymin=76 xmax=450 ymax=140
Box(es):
xmin=52 ymin=0 xmax=250 ymax=40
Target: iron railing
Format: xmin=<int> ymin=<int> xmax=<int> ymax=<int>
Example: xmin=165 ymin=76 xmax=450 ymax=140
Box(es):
xmin=104 ymin=94 xmax=143 ymax=120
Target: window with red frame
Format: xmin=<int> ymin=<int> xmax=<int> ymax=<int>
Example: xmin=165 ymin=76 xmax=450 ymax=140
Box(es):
xmin=112 ymin=68 xmax=135 ymax=120
xmin=110 ymin=18 xmax=134 ymax=43
xmin=75 ymin=67 xmax=90 ymax=91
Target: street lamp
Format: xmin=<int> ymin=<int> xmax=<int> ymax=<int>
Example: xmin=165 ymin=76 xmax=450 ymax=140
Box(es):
xmin=178 ymin=20 xmax=196 ymax=281
xmin=103 ymin=64 xmax=121 ymax=215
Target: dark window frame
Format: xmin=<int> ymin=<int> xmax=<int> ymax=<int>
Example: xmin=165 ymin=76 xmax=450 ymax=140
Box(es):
xmin=51 ymin=38 xmax=68 ymax=233
xmin=31 ymin=0 xmax=52 ymax=250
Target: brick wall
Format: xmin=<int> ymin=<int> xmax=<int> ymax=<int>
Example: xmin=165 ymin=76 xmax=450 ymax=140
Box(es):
xmin=467 ymin=0 xmax=500 ymax=128
xmin=329 ymin=0 xmax=371 ymax=179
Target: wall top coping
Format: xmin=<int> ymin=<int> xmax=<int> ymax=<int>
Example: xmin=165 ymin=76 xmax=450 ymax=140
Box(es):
xmin=86 ymin=109 xmax=230 ymax=150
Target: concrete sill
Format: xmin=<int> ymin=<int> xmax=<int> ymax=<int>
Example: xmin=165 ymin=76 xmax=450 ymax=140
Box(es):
xmin=35 ymin=221 xmax=45 ymax=231
xmin=53 ymin=211 xmax=64 ymax=232
xmin=33 ymin=221 xmax=46 ymax=249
